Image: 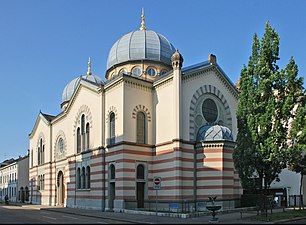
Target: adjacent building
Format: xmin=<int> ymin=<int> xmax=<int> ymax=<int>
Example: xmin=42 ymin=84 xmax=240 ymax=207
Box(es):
xmin=0 ymin=155 xmax=29 ymax=203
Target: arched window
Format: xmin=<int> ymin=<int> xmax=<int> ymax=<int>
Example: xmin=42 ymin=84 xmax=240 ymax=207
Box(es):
xmin=110 ymin=113 xmax=115 ymax=145
xmin=58 ymin=138 xmax=64 ymax=154
xmin=38 ymin=138 xmax=44 ymax=165
xmin=37 ymin=175 xmax=40 ymax=190
xmin=81 ymin=114 xmax=85 ymax=151
xmin=77 ymin=128 xmax=81 ymax=153
xmin=86 ymin=123 xmax=90 ymax=150
xmin=110 ymin=164 xmax=115 ymax=180
xmin=77 ymin=168 xmax=81 ymax=189
xmin=119 ymin=68 xmax=127 ymax=76
xmin=42 ymin=144 xmax=45 ymax=164
xmin=42 ymin=175 xmax=45 ymax=190
xmin=136 ymin=164 xmax=145 ymax=180
xmin=37 ymin=147 xmax=40 ymax=165
xmin=160 ymin=69 xmax=168 ymax=76
xmin=86 ymin=166 xmax=90 ymax=189
xmin=82 ymin=167 xmax=86 ymax=189
xmin=137 ymin=112 xmax=146 ymax=144
xmin=31 ymin=149 xmax=33 ymax=168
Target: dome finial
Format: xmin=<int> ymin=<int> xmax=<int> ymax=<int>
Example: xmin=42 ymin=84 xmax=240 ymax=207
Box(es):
xmin=87 ymin=57 xmax=92 ymax=75
xmin=140 ymin=7 xmax=147 ymax=30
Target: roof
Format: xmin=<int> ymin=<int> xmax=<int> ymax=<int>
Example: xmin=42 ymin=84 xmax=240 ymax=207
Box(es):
xmin=197 ymin=125 xmax=233 ymax=141
xmin=62 ymin=74 xmax=104 ymax=103
xmin=107 ymin=30 xmax=176 ymax=70
xmin=40 ymin=112 xmax=56 ymax=122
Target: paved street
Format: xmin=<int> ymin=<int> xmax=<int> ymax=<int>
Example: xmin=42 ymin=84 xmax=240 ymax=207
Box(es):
xmin=0 ymin=205 xmax=133 ymax=224
xmin=1 ymin=203 xmax=306 ymax=224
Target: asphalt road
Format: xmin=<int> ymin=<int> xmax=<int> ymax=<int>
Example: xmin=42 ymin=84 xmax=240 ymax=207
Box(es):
xmin=0 ymin=205 xmax=134 ymax=224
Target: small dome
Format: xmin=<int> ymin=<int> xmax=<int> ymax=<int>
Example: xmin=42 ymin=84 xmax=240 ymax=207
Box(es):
xmin=197 ymin=125 xmax=233 ymax=141
xmin=107 ymin=30 xmax=176 ymax=70
xmin=62 ymin=74 xmax=103 ymax=103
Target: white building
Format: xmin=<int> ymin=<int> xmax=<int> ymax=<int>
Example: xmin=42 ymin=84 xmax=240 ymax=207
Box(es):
xmin=0 ymin=155 xmax=29 ymax=202
xmin=28 ymin=11 xmax=242 ymax=211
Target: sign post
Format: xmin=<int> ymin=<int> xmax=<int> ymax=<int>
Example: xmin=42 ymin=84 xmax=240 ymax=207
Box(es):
xmin=153 ymin=177 xmax=161 ymax=216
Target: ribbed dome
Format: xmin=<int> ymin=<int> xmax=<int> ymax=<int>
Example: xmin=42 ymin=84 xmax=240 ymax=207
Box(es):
xmin=196 ymin=125 xmax=233 ymax=141
xmin=62 ymin=74 xmax=103 ymax=103
xmin=107 ymin=30 xmax=176 ymax=70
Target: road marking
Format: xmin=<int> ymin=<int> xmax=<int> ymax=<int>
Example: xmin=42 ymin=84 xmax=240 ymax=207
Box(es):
xmin=61 ymin=215 xmax=78 ymax=220
xmin=40 ymin=211 xmax=51 ymax=215
xmin=96 ymin=222 xmax=107 ymax=224
xmin=42 ymin=216 xmax=56 ymax=220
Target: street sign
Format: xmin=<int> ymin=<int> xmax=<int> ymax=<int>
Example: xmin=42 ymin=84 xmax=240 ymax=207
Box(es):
xmin=153 ymin=177 xmax=161 ymax=190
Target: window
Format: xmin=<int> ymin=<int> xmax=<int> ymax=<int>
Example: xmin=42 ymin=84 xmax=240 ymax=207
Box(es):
xmin=86 ymin=123 xmax=90 ymax=150
xmin=37 ymin=147 xmax=40 ymax=165
xmin=77 ymin=128 xmax=81 ymax=153
xmin=77 ymin=168 xmax=81 ymax=189
xmin=136 ymin=164 xmax=145 ymax=180
xmin=37 ymin=176 xmax=40 ymax=190
xmin=132 ymin=67 xmax=142 ymax=76
xmin=110 ymin=164 xmax=115 ymax=180
xmin=119 ymin=69 xmax=127 ymax=75
xmin=58 ymin=138 xmax=64 ymax=154
xmin=82 ymin=167 xmax=86 ymax=189
xmin=77 ymin=114 xmax=90 ymax=152
xmin=147 ymin=67 xmax=156 ymax=76
xmin=81 ymin=114 xmax=85 ymax=151
xmin=136 ymin=112 xmax=146 ymax=144
xmin=86 ymin=166 xmax=90 ymax=189
xmin=160 ymin=69 xmax=168 ymax=76
xmin=110 ymin=112 xmax=115 ymax=145
xmin=202 ymin=99 xmax=218 ymax=123
xmin=31 ymin=149 xmax=33 ymax=168
xmin=38 ymin=138 xmax=44 ymax=165
xmin=42 ymin=175 xmax=45 ymax=190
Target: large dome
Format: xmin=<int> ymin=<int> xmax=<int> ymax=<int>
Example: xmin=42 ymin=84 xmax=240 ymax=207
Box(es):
xmin=62 ymin=74 xmax=103 ymax=104
xmin=106 ymin=30 xmax=176 ymax=70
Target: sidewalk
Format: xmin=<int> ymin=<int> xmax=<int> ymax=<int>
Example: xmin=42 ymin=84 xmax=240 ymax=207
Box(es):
xmin=5 ymin=202 xmax=306 ymax=224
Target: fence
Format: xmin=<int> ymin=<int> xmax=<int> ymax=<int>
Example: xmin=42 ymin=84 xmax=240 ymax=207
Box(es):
xmin=123 ymin=198 xmax=241 ymax=213
xmin=288 ymin=195 xmax=304 ymax=208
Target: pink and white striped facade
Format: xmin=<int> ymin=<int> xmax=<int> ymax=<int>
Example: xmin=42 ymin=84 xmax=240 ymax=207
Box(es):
xmin=28 ymin=26 xmax=242 ymax=211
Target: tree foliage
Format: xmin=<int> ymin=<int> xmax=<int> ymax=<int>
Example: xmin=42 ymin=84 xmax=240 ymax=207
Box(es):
xmin=233 ymin=22 xmax=305 ymax=193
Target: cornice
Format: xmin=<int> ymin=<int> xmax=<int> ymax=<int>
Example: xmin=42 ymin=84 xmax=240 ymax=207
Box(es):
xmin=182 ymin=64 xmax=239 ymax=99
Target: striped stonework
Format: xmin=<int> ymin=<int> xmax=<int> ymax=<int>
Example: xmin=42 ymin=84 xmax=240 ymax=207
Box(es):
xmin=195 ymin=140 xmax=236 ymax=200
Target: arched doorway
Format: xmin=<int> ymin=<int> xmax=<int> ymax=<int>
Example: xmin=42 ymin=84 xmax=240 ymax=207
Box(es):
xmin=136 ymin=164 xmax=145 ymax=208
xmin=57 ymin=171 xmax=65 ymax=206
xmin=109 ymin=164 xmax=115 ymax=210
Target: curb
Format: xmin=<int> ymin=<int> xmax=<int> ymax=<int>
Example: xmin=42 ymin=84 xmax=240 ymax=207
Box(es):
xmin=272 ymin=216 xmax=306 ymax=224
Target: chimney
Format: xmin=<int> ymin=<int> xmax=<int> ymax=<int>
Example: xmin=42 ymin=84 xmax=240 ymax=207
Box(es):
xmin=208 ymin=54 xmax=217 ymax=65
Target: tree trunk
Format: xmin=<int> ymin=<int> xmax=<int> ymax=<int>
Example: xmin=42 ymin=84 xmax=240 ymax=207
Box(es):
xmin=300 ymin=174 xmax=303 ymax=210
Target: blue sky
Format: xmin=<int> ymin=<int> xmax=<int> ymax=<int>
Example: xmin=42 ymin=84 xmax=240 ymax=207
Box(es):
xmin=0 ymin=0 xmax=305 ymax=160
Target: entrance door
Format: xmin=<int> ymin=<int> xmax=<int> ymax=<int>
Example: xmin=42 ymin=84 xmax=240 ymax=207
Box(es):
xmin=57 ymin=171 xmax=64 ymax=206
xmin=109 ymin=182 xmax=115 ymax=210
xmin=137 ymin=182 xmax=145 ymax=208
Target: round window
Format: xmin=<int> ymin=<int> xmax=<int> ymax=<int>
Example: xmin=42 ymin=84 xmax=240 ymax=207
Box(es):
xmin=202 ymin=99 xmax=218 ymax=123
xmin=132 ymin=67 xmax=142 ymax=76
xmin=147 ymin=67 xmax=156 ymax=76
xmin=160 ymin=69 xmax=168 ymax=75
xmin=58 ymin=138 xmax=64 ymax=154
xmin=119 ymin=69 xmax=127 ymax=75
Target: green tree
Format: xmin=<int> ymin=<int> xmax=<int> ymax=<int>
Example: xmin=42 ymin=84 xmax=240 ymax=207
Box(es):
xmin=288 ymin=94 xmax=306 ymax=209
xmin=233 ymin=22 xmax=304 ymax=210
